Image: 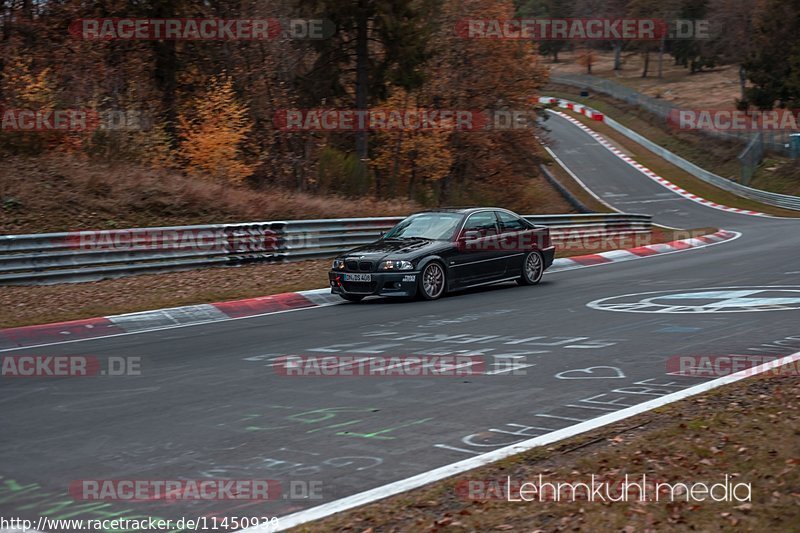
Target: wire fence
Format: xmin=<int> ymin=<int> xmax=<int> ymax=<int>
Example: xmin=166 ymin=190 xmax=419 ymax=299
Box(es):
xmin=738 ymin=133 xmax=764 ymax=186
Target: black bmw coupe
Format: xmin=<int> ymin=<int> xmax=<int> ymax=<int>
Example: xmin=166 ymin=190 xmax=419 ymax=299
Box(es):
xmin=329 ymin=208 xmax=555 ymax=301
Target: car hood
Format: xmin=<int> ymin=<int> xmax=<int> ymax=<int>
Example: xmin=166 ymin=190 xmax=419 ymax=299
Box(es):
xmin=340 ymin=239 xmax=450 ymax=261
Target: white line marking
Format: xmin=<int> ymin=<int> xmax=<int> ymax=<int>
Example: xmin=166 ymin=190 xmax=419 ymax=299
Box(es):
xmin=534 ymin=413 xmax=587 ymax=422
xmin=543 ymin=146 xmax=620 ymax=213
xmin=564 ymin=403 xmax=618 ymax=412
xmin=238 ymin=350 xmax=800 ymax=532
xmin=587 ymin=285 xmax=800 ymax=314
xmin=614 ymin=198 xmax=684 ymax=205
xmin=555 ymin=366 xmax=625 ymax=380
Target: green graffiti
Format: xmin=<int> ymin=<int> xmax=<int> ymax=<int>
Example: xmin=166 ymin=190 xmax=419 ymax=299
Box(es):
xmin=286 ymin=407 xmax=375 ymax=424
xmin=305 ymin=419 xmax=363 ymax=434
xmin=0 ymin=479 xmax=42 ymax=504
xmin=0 ymin=478 xmax=185 ymax=532
xmin=32 ymin=500 xmax=114 ymax=520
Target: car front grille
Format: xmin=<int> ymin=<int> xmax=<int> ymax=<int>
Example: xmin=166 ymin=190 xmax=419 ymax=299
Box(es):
xmin=344 ymin=259 xmax=374 ymax=272
xmin=342 ymin=281 xmax=376 ymax=294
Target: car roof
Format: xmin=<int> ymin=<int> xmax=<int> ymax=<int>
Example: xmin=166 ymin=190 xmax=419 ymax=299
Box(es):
xmin=417 ymin=207 xmax=506 ymax=215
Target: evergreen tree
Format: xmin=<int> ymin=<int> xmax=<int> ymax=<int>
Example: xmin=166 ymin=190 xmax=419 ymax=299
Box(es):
xmin=295 ymin=0 xmax=434 ymax=166
xmin=744 ymin=0 xmax=800 ymax=109
xmin=515 ymin=0 xmax=571 ymax=63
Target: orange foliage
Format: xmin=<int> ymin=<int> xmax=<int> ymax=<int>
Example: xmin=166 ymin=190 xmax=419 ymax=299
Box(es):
xmin=421 ymin=0 xmax=550 ymax=207
xmin=372 ymin=88 xmax=453 ymax=200
xmin=177 ymin=75 xmax=254 ymax=183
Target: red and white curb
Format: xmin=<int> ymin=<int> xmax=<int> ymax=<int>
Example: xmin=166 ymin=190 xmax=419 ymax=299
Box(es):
xmin=540 ymin=95 xmax=605 ymax=121
xmin=0 ymin=229 xmax=739 ymax=351
xmin=539 ymin=96 xmax=771 ymax=217
xmin=0 ymin=289 xmax=341 ymax=351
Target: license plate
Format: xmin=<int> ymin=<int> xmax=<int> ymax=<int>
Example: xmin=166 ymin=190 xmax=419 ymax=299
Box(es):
xmin=344 ymin=273 xmax=371 ymax=282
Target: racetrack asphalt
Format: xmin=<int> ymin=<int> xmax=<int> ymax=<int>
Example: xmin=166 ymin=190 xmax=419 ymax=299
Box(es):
xmin=2 ymin=111 xmax=799 ymax=530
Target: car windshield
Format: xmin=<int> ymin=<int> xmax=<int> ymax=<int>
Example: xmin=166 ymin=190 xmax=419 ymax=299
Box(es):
xmin=383 ymin=213 xmax=463 ymax=241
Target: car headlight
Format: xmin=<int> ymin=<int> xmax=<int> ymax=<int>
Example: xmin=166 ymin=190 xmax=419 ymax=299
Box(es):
xmin=332 ymin=259 xmax=346 ymax=270
xmin=379 ymin=260 xmax=414 ymax=271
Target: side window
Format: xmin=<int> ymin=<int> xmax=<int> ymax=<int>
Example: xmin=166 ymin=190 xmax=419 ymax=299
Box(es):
xmin=463 ymin=212 xmax=499 ymax=237
xmin=496 ymin=211 xmax=528 ymax=232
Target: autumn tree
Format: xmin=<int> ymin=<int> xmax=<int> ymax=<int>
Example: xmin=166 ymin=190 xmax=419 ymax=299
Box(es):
xmin=177 ymin=75 xmax=254 ymax=182
xmin=0 ymin=56 xmax=60 ymax=154
xmin=422 ymin=0 xmax=550 ymax=208
xmin=1 ymin=0 xmax=550 ymax=207
xmin=577 ymin=47 xmax=598 ymax=75
xmin=372 ymin=88 xmax=452 ymax=202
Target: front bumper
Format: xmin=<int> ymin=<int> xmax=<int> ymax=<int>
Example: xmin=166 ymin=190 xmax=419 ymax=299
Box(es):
xmin=329 ymin=270 xmax=420 ymax=298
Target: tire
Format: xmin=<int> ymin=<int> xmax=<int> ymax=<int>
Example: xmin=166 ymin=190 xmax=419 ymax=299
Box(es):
xmin=418 ymin=261 xmax=447 ymax=300
xmin=339 ymin=294 xmax=364 ymax=302
xmin=518 ymin=251 xmax=544 ymax=285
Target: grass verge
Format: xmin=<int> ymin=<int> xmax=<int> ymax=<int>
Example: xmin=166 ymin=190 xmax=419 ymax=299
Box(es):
xmin=0 ymin=152 xmax=576 ymax=235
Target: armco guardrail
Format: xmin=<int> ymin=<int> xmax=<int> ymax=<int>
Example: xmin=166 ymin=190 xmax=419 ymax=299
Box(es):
xmin=542 ymin=96 xmax=800 ymax=212
xmin=0 ymin=213 xmax=651 ymax=285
